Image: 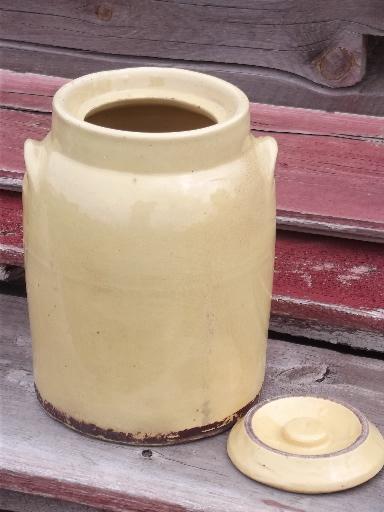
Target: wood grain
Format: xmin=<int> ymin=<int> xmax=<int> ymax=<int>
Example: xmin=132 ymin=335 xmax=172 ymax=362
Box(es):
xmin=1 ymin=293 xmax=383 ymax=512
xmin=2 ymin=68 xmax=383 ymax=136
xmin=1 ymin=69 xmax=383 ymax=241
xmin=0 ymin=109 xmax=50 ymax=189
xmin=273 ymin=231 xmax=384 ymax=344
xmin=1 ymin=489 xmax=101 ymax=512
xmin=0 ymin=69 xmax=65 ymax=113
xmin=2 ymin=38 xmax=384 ymax=116
xmin=250 ymin=103 xmax=384 ymax=139
xmin=270 ymin=132 xmax=384 ymax=242
xmin=1 ymin=191 xmax=383 ymax=350
xmin=2 ymin=0 xmax=383 ymax=87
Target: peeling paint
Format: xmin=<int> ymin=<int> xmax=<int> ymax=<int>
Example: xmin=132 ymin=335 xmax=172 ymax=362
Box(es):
xmin=35 ymin=386 xmax=260 ymax=446
xmin=312 ymin=262 xmax=335 ymax=271
xmin=0 ymin=244 xmax=23 ymax=254
xmin=350 ymin=264 xmax=376 ymax=274
xmin=273 ymin=295 xmax=384 ymax=320
xmin=291 ymin=269 xmax=312 ymax=287
xmin=301 ymin=272 xmax=312 ymax=287
xmin=337 ymin=274 xmax=361 ymax=285
xmin=337 ymin=264 xmax=376 ymax=285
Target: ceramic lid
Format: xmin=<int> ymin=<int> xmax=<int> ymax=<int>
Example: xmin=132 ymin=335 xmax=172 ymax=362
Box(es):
xmin=227 ymin=396 xmax=384 ymax=494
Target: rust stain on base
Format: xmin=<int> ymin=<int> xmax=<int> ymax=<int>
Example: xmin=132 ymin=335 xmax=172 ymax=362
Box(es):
xmin=35 ymin=385 xmax=260 ymax=445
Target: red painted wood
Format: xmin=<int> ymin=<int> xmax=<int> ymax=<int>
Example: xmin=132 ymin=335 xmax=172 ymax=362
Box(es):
xmin=1 ymin=69 xmax=383 ymax=240
xmin=2 ymin=69 xmax=383 ymax=137
xmin=270 ymin=132 xmax=384 ymax=238
xmin=274 ymin=231 xmax=384 ymax=334
xmin=1 ymin=70 xmax=383 ymax=340
xmin=0 ymin=109 xmax=50 ymax=188
xmin=250 ymin=103 xmax=384 ymax=139
xmin=0 ymin=190 xmax=23 ymax=266
xmin=0 ymin=69 xmax=68 ymax=113
xmin=1 ymin=470 xmax=186 ymax=512
xmin=1 ymin=112 xmax=384 ymax=240
xmin=1 ymin=110 xmax=383 ymax=240
xmin=2 ymin=191 xmax=382 ymax=338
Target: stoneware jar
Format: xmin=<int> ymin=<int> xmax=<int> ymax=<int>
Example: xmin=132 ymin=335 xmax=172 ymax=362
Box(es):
xmin=23 ymin=67 xmax=277 ymax=445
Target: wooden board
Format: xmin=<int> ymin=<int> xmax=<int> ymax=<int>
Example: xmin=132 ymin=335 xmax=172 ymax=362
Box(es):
xmin=1 ymin=191 xmax=383 ymax=350
xmin=1 ymin=489 xmax=100 ymax=512
xmin=0 ymin=191 xmax=23 ymax=266
xmin=2 ymin=37 xmax=384 ymax=116
xmin=2 ymin=67 xmax=384 ymax=135
xmin=2 ymin=0 xmax=384 ymax=88
xmin=1 ymin=69 xmax=384 ymax=241
xmin=272 ymin=231 xmax=384 ymax=349
xmin=1 ymin=293 xmax=383 ymax=512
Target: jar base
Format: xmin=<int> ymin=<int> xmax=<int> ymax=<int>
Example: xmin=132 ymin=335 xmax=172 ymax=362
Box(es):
xmin=35 ymin=384 xmax=260 ymax=445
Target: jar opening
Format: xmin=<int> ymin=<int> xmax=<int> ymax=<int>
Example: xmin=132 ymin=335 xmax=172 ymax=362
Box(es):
xmin=84 ymin=99 xmax=217 ymax=133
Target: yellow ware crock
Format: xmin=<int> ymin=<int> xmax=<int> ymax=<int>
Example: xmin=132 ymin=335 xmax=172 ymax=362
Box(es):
xmin=23 ymin=68 xmax=277 ymax=444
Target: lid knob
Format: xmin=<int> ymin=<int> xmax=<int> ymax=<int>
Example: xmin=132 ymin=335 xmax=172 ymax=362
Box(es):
xmin=282 ymin=417 xmax=328 ymax=447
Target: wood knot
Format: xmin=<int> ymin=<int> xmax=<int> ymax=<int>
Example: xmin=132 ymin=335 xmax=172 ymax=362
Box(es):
xmin=274 ymin=364 xmax=330 ymax=385
xmin=314 ymin=46 xmax=357 ymax=84
xmin=95 ymin=3 xmax=113 ymax=21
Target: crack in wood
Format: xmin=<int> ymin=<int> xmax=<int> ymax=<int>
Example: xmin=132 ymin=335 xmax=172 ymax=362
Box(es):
xmin=262 ymin=499 xmax=306 ymax=512
xmin=269 ymin=330 xmax=384 ymax=361
xmin=151 ymin=449 xmax=227 ymax=476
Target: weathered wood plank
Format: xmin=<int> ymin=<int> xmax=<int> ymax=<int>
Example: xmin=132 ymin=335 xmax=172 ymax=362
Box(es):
xmin=1 ymin=489 xmax=100 ymax=512
xmin=250 ymin=103 xmax=384 ymax=139
xmin=1 ymin=70 xmax=383 ymax=347
xmin=1 ymin=70 xmax=383 ymax=240
xmin=2 ymin=68 xmax=383 ymax=137
xmin=0 ymin=69 xmax=65 ymax=113
xmin=0 ymin=191 xmax=23 ymax=266
xmin=270 ymin=131 xmax=384 ymax=242
xmin=2 ymin=38 xmax=384 ymax=116
xmin=0 ymin=109 xmax=50 ymax=188
xmin=1 ymin=192 xmax=383 ymax=350
xmin=1 ymin=293 xmax=383 ymax=512
xmin=2 ymin=0 xmax=383 ymax=87
xmin=272 ymin=231 xmax=384 ymax=346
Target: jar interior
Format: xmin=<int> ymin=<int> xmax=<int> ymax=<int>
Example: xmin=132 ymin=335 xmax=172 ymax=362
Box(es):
xmin=84 ymin=99 xmax=217 ymax=133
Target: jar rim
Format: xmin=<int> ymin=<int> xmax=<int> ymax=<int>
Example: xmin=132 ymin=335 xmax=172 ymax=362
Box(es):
xmin=53 ymin=67 xmax=249 ymax=141
xmin=50 ymin=67 xmax=251 ymax=173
